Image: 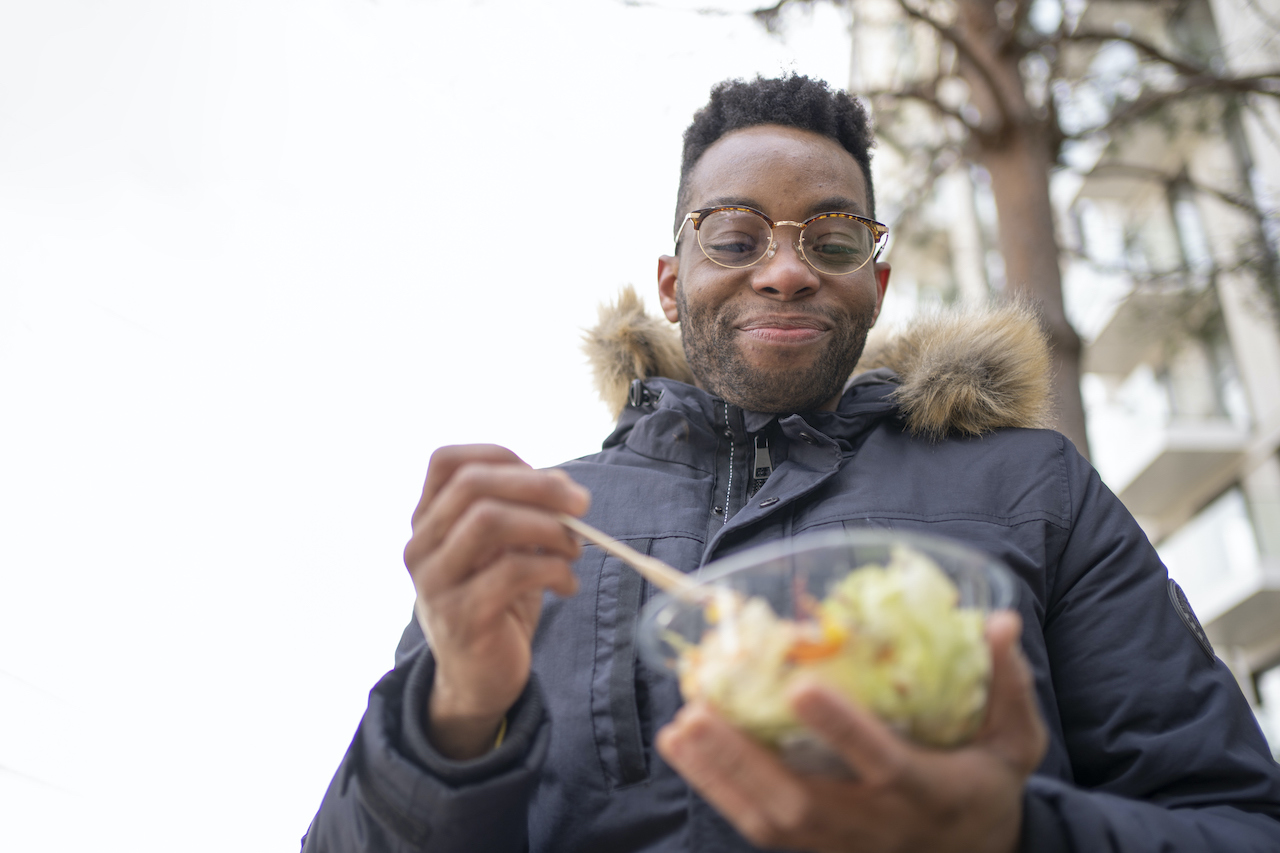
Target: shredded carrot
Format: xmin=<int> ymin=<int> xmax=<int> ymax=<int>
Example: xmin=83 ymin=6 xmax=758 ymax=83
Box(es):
xmin=786 ymin=619 xmax=848 ymax=663
xmin=786 ymin=636 xmax=844 ymax=662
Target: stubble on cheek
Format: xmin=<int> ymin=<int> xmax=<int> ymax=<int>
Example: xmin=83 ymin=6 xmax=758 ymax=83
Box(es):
xmin=675 ymin=283 xmax=873 ymax=414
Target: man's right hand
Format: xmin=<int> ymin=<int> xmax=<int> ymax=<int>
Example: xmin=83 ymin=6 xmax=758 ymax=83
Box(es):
xmin=404 ymin=445 xmax=590 ymax=760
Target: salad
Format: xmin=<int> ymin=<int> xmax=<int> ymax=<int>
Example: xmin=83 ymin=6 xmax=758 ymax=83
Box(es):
xmin=672 ymin=544 xmax=991 ymax=748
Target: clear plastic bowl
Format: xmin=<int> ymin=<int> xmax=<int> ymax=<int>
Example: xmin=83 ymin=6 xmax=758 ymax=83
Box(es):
xmin=638 ymin=528 xmax=1016 ymax=774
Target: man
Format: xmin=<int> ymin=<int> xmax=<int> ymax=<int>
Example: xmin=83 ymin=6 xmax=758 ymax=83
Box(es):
xmin=304 ymin=75 xmax=1280 ymax=852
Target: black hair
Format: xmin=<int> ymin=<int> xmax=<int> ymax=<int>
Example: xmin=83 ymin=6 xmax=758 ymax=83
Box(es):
xmin=674 ymin=74 xmax=875 ymax=237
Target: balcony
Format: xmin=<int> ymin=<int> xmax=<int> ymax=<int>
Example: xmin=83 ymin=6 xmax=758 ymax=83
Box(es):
xmin=1204 ymin=571 xmax=1280 ymax=653
xmin=1160 ymin=489 xmax=1274 ymax=637
xmin=1113 ymin=419 xmax=1249 ymax=523
xmin=1084 ymin=289 xmax=1184 ymax=376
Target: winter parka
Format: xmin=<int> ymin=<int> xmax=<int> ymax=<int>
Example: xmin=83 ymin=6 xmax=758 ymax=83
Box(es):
xmin=303 ymin=291 xmax=1280 ymax=852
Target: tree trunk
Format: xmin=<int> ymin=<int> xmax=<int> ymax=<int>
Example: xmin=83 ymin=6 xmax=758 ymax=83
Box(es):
xmin=980 ymin=127 xmax=1089 ymax=457
xmin=954 ymin=0 xmax=1091 ymax=458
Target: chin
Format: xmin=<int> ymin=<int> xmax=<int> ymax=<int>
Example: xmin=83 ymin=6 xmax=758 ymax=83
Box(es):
xmin=715 ymin=372 xmax=843 ymax=414
xmin=681 ymin=319 xmax=869 ymax=414
xmin=726 ymin=392 xmax=835 ymax=414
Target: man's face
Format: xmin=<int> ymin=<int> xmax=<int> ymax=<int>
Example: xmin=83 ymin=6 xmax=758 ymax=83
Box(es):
xmin=658 ymin=125 xmax=890 ymax=413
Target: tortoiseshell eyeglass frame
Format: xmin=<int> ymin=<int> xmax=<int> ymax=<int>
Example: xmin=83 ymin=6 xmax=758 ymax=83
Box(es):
xmin=674 ymin=205 xmax=890 ymax=275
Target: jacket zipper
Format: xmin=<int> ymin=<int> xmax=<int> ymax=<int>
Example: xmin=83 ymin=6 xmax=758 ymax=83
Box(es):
xmin=748 ymin=435 xmax=772 ymax=498
xmin=711 ymin=406 xmax=772 ymax=526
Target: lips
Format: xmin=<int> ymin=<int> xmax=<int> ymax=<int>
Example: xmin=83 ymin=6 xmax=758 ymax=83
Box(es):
xmin=737 ymin=315 xmax=832 ymax=344
xmin=738 ymin=315 xmax=831 ymax=331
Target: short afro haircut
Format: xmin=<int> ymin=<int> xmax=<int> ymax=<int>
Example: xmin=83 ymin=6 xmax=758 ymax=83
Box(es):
xmin=674 ymin=74 xmax=876 ymax=237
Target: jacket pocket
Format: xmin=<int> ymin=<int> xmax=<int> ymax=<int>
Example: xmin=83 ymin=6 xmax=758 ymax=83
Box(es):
xmin=590 ymin=543 xmax=652 ymax=790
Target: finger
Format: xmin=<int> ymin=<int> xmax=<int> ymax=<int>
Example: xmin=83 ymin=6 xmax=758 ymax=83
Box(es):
xmin=423 ymin=553 xmax=575 ymax=664
xmin=411 ymin=464 xmax=591 ymax=556
xmin=415 ymin=445 xmax=528 ymax=524
xmin=979 ymin=611 xmax=1047 ymax=773
xmin=465 ymin=552 xmax=580 ymax=627
xmin=416 ymin=500 xmax=583 ymax=593
xmin=656 ymin=704 xmax=813 ymax=849
xmin=788 ymin=680 xmax=912 ymax=788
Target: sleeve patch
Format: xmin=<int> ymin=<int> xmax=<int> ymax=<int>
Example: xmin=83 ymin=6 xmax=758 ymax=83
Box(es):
xmin=1167 ymin=579 xmax=1215 ymax=661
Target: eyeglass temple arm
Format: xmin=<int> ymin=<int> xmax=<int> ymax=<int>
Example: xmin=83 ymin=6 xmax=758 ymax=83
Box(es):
xmin=673 ymin=211 xmax=702 ymax=250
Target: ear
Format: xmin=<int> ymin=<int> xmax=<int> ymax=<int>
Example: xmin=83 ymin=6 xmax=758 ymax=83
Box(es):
xmin=870 ymin=261 xmax=891 ymax=325
xmin=657 ymin=254 xmax=680 ymax=323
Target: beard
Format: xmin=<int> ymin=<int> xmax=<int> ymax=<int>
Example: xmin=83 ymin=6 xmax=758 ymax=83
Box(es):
xmin=676 ymin=284 xmax=876 ymax=413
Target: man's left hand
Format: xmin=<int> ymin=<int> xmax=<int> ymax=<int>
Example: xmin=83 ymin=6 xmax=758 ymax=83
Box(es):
xmin=655 ymin=611 xmax=1046 ymax=853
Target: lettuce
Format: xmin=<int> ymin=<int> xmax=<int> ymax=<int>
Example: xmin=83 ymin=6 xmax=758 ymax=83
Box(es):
xmin=675 ymin=545 xmax=990 ymax=748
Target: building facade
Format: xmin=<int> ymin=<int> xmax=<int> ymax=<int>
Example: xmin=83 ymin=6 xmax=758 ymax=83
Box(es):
xmin=848 ymin=0 xmax=1280 ymax=752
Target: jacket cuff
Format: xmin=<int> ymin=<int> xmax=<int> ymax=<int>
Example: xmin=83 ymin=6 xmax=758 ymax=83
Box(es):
xmin=399 ymin=649 xmax=547 ymax=784
xmin=1017 ymin=776 xmax=1072 ymax=853
xmin=341 ymin=648 xmax=550 ymax=852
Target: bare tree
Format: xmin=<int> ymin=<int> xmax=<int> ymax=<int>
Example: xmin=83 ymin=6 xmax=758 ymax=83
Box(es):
xmin=746 ymin=0 xmax=1280 ymax=459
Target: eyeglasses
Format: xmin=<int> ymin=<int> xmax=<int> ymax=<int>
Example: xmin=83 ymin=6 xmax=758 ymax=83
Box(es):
xmin=675 ymin=206 xmax=889 ymax=276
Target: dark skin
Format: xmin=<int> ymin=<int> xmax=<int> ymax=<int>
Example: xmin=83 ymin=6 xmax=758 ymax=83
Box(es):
xmin=658 ymin=125 xmax=890 ymax=414
xmin=410 ymin=125 xmax=1048 ymax=850
xmin=408 ymin=445 xmax=588 ymax=759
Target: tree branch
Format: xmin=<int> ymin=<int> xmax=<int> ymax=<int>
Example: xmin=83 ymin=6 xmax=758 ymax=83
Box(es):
xmin=1067 ymin=27 xmax=1280 ymax=85
xmin=751 ymin=0 xmax=795 ymax=32
xmin=1064 ymin=28 xmax=1207 ymax=77
xmin=871 ymin=134 xmax=964 ymax=242
xmin=1083 ymin=162 xmax=1271 ymax=218
xmin=1002 ymin=0 xmax=1034 ymax=52
xmin=1241 ymin=96 xmax=1280 ymax=157
xmin=1242 ymin=0 xmax=1280 ymax=31
xmin=1065 ymin=75 xmax=1280 ymax=140
xmin=1044 ymin=17 xmax=1071 ymax=158
xmin=896 ymin=0 xmax=1016 ymax=138
xmin=1065 ymin=249 xmax=1265 ymax=299
xmin=867 ymin=84 xmax=981 ymax=136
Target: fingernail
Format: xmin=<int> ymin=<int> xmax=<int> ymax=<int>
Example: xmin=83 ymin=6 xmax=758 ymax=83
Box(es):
xmin=788 ymin=681 xmax=832 ymax=719
xmin=798 ymin=694 xmax=835 ymax=725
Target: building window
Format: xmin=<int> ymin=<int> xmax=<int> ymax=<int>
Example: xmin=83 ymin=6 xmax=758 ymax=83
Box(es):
xmin=1158 ymin=487 xmax=1261 ymax=620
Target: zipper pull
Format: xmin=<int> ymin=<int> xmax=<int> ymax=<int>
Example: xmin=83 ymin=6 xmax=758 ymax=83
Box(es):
xmin=753 ymin=436 xmax=773 ymax=480
xmin=749 ymin=436 xmax=772 ymax=497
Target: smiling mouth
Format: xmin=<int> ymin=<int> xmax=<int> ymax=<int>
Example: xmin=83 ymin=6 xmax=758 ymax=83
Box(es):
xmin=737 ymin=316 xmax=831 ymax=343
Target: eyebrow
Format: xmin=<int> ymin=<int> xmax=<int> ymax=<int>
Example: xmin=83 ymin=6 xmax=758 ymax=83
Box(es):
xmin=808 ymin=196 xmax=867 ymax=217
xmin=702 ymin=195 xmax=868 ymax=219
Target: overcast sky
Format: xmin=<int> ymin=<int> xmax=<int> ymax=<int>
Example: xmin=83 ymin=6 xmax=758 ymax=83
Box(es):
xmin=0 ymin=1 xmax=855 ymax=849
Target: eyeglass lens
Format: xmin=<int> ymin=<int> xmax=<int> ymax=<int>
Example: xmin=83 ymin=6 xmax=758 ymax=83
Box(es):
xmin=696 ymin=209 xmax=877 ymax=275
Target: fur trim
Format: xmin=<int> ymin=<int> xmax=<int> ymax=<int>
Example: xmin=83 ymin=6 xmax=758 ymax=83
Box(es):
xmin=582 ymin=285 xmax=696 ymax=417
xmin=582 ymin=287 xmax=1053 ymax=437
xmin=855 ymin=302 xmax=1054 ymax=439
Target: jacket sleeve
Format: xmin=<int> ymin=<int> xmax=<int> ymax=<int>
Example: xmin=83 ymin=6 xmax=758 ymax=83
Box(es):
xmin=1019 ymin=438 xmax=1280 ymax=851
xmin=301 ymin=621 xmax=550 ymax=853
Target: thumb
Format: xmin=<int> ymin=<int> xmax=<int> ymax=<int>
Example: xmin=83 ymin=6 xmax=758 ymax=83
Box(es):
xmin=978 ymin=611 xmax=1047 ymax=774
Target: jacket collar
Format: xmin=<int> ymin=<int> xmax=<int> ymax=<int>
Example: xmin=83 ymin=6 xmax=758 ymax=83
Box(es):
xmin=584 ymin=286 xmax=1055 ymax=442
xmin=602 ymin=374 xmax=900 ymax=465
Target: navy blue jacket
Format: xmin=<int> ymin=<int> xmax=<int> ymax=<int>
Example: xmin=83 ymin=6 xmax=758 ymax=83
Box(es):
xmin=304 ymin=375 xmax=1280 ymax=852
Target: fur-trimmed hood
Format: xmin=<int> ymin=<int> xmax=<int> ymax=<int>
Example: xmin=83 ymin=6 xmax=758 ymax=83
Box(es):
xmin=582 ymin=285 xmax=1054 ymax=439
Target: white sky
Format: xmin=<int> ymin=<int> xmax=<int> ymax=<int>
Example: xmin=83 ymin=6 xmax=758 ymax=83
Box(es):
xmin=0 ymin=1 xmax=854 ymax=849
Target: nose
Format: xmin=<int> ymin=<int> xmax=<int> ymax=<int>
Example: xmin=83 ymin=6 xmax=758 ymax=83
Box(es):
xmin=750 ymin=229 xmax=820 ymax=301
